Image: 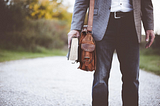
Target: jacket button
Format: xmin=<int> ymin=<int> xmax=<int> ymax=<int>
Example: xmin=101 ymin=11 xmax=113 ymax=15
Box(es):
xmin=109 ymin=7 xmax=111 ymax=10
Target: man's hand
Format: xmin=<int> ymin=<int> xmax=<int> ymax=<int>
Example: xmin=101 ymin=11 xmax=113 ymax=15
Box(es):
xmin=68 ymin=30 xmax=80 ymax=48
xmin=145 ymin=30 xmax=155 ymax=48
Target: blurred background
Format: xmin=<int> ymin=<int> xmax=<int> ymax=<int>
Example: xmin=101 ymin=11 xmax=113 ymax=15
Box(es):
xmin=0 ymin=0 xmax=159 ymax=75
xmin=0 ymin=0 xmax=71 ymax=52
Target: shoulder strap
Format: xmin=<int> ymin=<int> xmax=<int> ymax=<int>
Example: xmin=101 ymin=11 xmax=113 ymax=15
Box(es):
xmin=87 ymin=0 xmax=95 ymax=32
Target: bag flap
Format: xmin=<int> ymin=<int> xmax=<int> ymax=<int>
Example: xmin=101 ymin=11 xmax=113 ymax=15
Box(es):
xmin=81 ymin=43 xmax=95 ymax=52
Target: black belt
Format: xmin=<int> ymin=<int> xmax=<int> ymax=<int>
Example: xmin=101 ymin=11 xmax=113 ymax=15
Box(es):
xmin=110 ymin=11 xmax=133 ymax=19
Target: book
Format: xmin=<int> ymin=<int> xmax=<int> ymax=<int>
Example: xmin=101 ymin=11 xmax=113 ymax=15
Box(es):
xmin=67 ymin=38 xmax=79 ymax=61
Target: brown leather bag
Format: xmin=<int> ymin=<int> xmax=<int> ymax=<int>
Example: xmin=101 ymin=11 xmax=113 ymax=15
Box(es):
xmin=78 ymin=27 xmax=96 ymax=71
xmin=78 ymin=0 xmax=96 ymax=71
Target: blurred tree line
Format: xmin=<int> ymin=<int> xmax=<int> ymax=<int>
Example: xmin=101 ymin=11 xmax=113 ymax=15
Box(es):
xmin=0 ymin=0 xmax=72 ymax=52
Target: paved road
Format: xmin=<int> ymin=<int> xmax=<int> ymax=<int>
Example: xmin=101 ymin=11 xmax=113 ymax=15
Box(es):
xmin=0 ymin=54 xmax=160 ymax=106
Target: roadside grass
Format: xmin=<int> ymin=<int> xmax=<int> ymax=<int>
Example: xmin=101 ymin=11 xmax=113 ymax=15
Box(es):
xmin=140 ymin=48 xmax=160 ymax=75
xmin=0 ymin=48 xmax=67 ymax=62
xmin=1 ymin=47 xmax=160 ymax=76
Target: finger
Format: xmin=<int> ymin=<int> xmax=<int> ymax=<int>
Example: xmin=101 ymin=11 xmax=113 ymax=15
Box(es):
xmin=68 ymin=39 xmax=70 ymax=48
xmin=67 ymin=32 xmax=73 ymax=48
xmin=148 ymin=35 xmax=155 ymax=48
xmin=145 ymin=42 xmax=150 ymax=48
xmin=145 ymin=35 xmax=155 ymax=48
xmin=146 ymin=31 xmax=149 ymax=42
xmin=68 ymin=39 xmax=71 ymax=48
xmin=68 ymin=36 xmax=72 ymax=48
xmin=68 ymin=34 xmax=72 ymax=48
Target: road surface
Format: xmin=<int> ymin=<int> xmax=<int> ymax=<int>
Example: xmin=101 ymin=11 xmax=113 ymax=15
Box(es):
xmin=0 ymin=54 xmax=160 ymax=106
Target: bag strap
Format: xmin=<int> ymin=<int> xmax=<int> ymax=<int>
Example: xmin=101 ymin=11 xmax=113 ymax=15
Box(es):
xmin=87 ymin=0 xmax=95 ymax=32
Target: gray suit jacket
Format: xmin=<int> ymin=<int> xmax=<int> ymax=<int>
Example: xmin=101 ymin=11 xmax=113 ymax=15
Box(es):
xmin=71 ymin=0 xmax=154 ymax=43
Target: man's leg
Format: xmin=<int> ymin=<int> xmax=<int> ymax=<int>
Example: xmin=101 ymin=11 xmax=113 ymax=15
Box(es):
xmin=92 ymin=38 xmax=115 ymax=106
xmin=116 ymin=12 xmax=139 ymax=106
xmin=116 ymin=40 xmax=139 ymax=106
xmin=92 ymin=15 xmax=117 ymax=106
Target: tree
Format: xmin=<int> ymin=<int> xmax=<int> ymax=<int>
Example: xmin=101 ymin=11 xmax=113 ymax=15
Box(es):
xmin=28 ymin=0 xmax=72 ymax=23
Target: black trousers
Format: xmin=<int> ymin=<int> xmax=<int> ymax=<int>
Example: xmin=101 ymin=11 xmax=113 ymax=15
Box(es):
xmin=92 ymin=12 xmax=139 ymax=106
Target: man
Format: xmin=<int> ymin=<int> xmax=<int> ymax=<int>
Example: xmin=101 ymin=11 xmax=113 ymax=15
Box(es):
xmin=68 ymin=0 xmax=155 ymax=106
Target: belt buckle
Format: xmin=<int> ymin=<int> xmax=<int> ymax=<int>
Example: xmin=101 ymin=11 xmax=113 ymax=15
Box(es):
xmin=114 ymin=12 xmax=121 ymax=19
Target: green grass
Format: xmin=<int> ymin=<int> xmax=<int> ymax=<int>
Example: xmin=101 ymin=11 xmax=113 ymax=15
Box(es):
xmin=140 ymin=49 xmax=160 ymax=75
xmin=1 ymin=47 xmax=160 ymax=76
xmin=0 ymin=48 xmax=67 ymax=62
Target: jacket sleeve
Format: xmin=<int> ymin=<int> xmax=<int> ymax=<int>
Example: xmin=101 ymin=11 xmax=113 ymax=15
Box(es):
xmin=70 ymin=0 xmax=90 ymax=31
xmin=141 ymin=0 xmax=154 ymax=31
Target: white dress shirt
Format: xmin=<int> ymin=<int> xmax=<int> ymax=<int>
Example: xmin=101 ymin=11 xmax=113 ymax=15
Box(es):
xmin=110 ymin=0 xmax=133 ymax=12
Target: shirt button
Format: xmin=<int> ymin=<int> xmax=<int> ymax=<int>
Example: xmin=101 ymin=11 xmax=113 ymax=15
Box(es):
xmin=120 ymin=3 xmax=122 ymax=5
